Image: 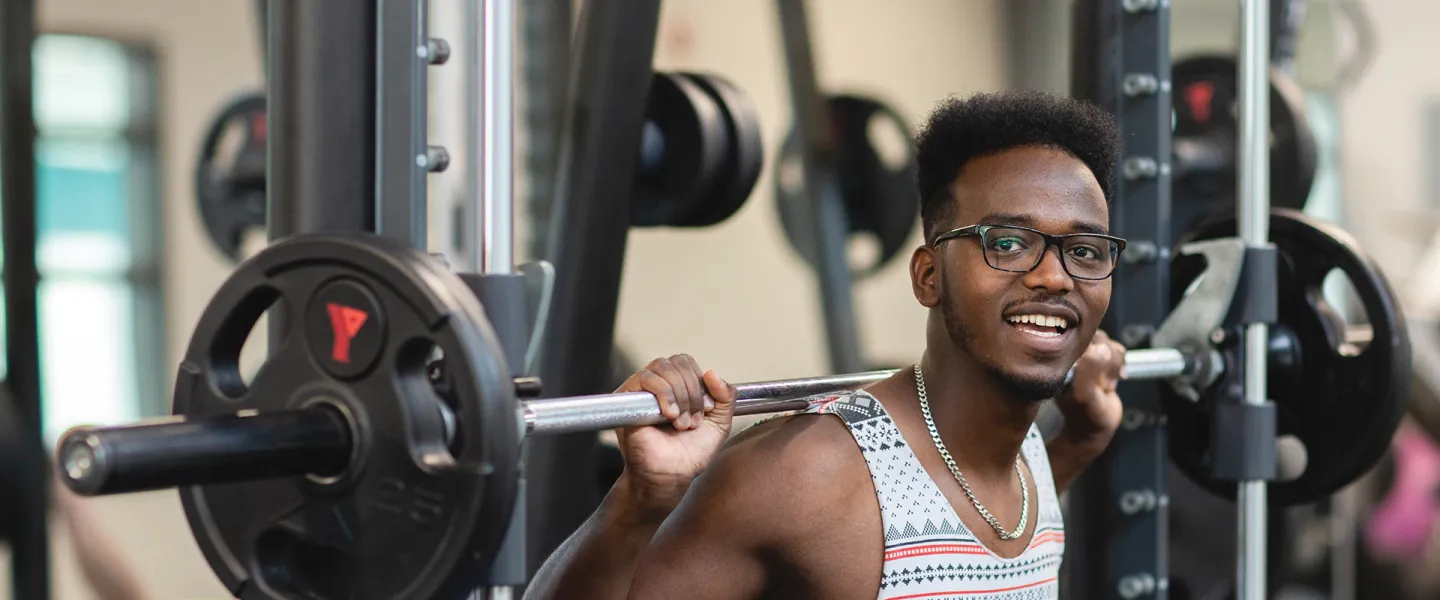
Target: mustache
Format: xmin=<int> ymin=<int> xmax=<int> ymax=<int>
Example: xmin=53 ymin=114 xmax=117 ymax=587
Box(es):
xmin=1003 ymin=295 xmax=1082 ymax=323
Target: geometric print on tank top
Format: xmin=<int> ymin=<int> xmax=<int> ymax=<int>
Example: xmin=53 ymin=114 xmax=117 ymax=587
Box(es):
xmin=800 ymin=390 xmax=1065 ymax=600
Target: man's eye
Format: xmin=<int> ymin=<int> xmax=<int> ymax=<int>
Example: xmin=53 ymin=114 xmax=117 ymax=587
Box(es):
xmin=990 ymin=237 xmax=1027 ymax=253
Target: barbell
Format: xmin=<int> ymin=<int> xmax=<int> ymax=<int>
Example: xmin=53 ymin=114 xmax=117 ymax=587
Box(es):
xmin=51 ymin=209 xmax=1408 ymax=599
xmin=60 ymin=347 xmax=1191 ymax=496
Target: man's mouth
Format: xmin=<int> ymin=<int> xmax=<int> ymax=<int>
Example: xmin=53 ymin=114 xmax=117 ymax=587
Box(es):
xmin=1005 ymin=313 xmax=1070 ymax=338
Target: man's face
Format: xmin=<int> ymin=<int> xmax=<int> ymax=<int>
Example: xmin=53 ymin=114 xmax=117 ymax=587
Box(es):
xmin=917 ymin=146 xmax=1113 ymax=403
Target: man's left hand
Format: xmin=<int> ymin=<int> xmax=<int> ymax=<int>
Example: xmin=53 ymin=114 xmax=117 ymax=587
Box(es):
xmin=1055 ymin=329 xmax=1126 ymax=450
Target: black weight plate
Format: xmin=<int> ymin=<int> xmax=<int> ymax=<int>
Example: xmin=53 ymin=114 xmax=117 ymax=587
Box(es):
xmin=631 ymin=73 xmax=730 ymax=228
xmin=195 ymin=91 xmax=268 ymax=262
xmin=1171 ymin=55 xmax=1319 ymax=244
xmin=775 ymin=94 xmax=919 ymax=279
xmin=1164 ymin=209 xmax=1410 ymax=507
xmin=173 ymin=234 xmax=519 ymax=600
xmin=673 ymin=72 xmax=765 ymax=228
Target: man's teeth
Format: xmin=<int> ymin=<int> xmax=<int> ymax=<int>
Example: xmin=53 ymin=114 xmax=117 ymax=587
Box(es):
xmin=1006 ymin=314 xmax=1070 ymax=332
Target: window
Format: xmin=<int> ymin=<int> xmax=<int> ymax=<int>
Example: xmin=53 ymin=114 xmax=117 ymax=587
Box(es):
xmin=0 ymin=34 xmax=163 ymax=444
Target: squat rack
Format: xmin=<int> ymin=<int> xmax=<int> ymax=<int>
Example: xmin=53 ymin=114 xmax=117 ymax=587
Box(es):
xmin=1066 ymin=1 xmax=1175 ymax=597
xmin=1068 ymin=1 xmax=1280 ymax=598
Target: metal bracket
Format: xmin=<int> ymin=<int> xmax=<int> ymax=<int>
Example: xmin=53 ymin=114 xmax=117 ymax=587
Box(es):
xmin=1152 ymin=237 xmax=1246 ymax=401
xmin=520 ymin=260 xmax=556 ymax=376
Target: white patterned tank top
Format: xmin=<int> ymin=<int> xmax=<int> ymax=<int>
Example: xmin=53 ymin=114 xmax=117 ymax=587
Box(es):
xmin=800 ymin=390 xmax=1065 ymax=599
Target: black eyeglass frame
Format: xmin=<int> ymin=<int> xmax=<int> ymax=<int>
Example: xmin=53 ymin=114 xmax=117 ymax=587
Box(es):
xmin=931 ymin=224 xmax=1129 ymax=281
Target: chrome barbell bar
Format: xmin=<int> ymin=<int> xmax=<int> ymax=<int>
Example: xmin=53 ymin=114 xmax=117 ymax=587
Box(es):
xmin=522 ymin=346 xmax=1189 ymax=435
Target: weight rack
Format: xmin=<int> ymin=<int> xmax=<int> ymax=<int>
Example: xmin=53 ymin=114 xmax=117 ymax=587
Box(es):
xmin=1066 ymin=1 xmax=1174 ymax=598
xmin=1069 ymin=1 xmax=1292 ymax=598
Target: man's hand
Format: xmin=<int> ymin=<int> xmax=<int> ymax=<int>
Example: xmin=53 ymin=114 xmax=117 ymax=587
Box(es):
xmin=1048 ymin=331 xmax=1125 ymax=492
xmin=1056 ymin=329 xmax=1125 ymax=445
xmin=613 ymin=354 xmax=737 ymax=519
xmin=525 ymin=357 xmax=735 ymax=600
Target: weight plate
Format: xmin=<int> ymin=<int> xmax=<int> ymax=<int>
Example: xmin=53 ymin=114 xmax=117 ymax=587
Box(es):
xmin=775 ymin=94 xmax=919 ymax=279
xmin=1171 ymin=55 xmax=1319 ymax=244
xmin=173 ymin=234 xmax=519 ymax=600
xmin=672 ymin=72 xmax=765 ymax=228
xmin=195 ymin=91 xmax=268 ymax=262
xmin=1165 ymin=209 xmax=1410 ymax=507
xmin=631 ymin=73 xmax=730 ymax=228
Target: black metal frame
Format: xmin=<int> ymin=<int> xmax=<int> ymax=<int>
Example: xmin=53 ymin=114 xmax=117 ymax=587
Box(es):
xmin=775 ymin=0 xmax=866 ymax=375
xmin=265 ymin=0 xmax=379 ymax=364
xmin=1270 ymin=0 xmax=1308 ymax=76
xmin=0 ymin=0 xmax=48 ymax=597
xmin=265 ymin=0 xmax=378 ymax=240
xmin=527 ymin=0 xmax=664 ymax=575
xmin=521 ymin=0 xmax=573 ymax=261
xmin=1065 ymin=1 xmax=1173 ymax=598
xmin=374 ymin=0 xmax=432 ymax=248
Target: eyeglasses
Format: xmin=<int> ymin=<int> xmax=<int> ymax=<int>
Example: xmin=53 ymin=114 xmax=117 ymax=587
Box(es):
xmin=932 ymin=224 xmax=1127 ymax=281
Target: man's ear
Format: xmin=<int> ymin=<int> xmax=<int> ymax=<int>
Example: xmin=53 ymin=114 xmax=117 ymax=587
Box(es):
xmin=911 ymin=245 xmax=942 ymax=308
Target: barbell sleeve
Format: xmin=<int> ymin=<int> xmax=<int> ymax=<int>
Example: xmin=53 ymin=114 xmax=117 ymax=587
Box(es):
xmin=57 ymin=408 xmax=351 ymax=496
xmin=1118 ymin=347 xmax=1189 ymax=380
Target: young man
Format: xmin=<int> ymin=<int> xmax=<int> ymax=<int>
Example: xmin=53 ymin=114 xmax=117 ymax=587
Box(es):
xmin=526 ymin=90 xmax=1128 ymax=599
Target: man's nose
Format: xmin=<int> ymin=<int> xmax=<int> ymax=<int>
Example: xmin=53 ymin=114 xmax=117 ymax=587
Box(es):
xmin=1022 ymin=246 xmax=1075 ymax=293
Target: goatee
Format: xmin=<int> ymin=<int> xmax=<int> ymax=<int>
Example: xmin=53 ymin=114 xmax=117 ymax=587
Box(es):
xmin=940 ymin=299 xmax=1066 ymax=404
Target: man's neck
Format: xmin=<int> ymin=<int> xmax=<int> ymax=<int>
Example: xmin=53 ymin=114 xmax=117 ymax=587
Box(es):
xmin=916 ymin=345 xmax=1040 ymax=481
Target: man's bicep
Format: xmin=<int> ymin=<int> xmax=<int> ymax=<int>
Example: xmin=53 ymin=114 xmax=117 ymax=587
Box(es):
xmin=627 ymin=455 xmax=773 ymax=600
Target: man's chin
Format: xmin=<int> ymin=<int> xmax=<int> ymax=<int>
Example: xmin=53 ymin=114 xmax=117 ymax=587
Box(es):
xmin=995 ymin=369 xmax=1068 ymax=403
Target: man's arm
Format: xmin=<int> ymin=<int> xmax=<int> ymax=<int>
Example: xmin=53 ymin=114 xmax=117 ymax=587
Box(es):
xmin=626 ymin=433 xmax=778 ymax=600
xmin=524 ymin=355 xmax=739 ymax=600
xmin=523 ymin=475 xmax=685 ymax=600
xmin=526 ymin=423 xmax=788 ymax=600
xmin=1047 ymin=330 xmax=1126 ymax=494
xmin=528 ymin=412 xmax=851 ymax=600
xmin=1046 ymin=429 xmax=1111 ymax=494
xmin=628 ymin=414 xmax=863 ymax=600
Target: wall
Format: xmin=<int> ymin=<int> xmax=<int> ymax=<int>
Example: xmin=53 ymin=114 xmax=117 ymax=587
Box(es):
xmin=1 ymin=1 xmax=1010 ymax=598
xmin=1339 ymin=0 xmax=1440 ymax=317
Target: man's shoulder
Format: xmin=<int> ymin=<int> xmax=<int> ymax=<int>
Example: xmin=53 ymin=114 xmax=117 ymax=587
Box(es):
xmin=729 ymin=410 xmax=859 ymax=461
xmin=703 ymin=412 xmax=870 ymax=503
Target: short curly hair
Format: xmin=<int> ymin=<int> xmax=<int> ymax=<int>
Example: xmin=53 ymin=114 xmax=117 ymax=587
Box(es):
xmin=914 ymin=91 xmax=1120 ymax=243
